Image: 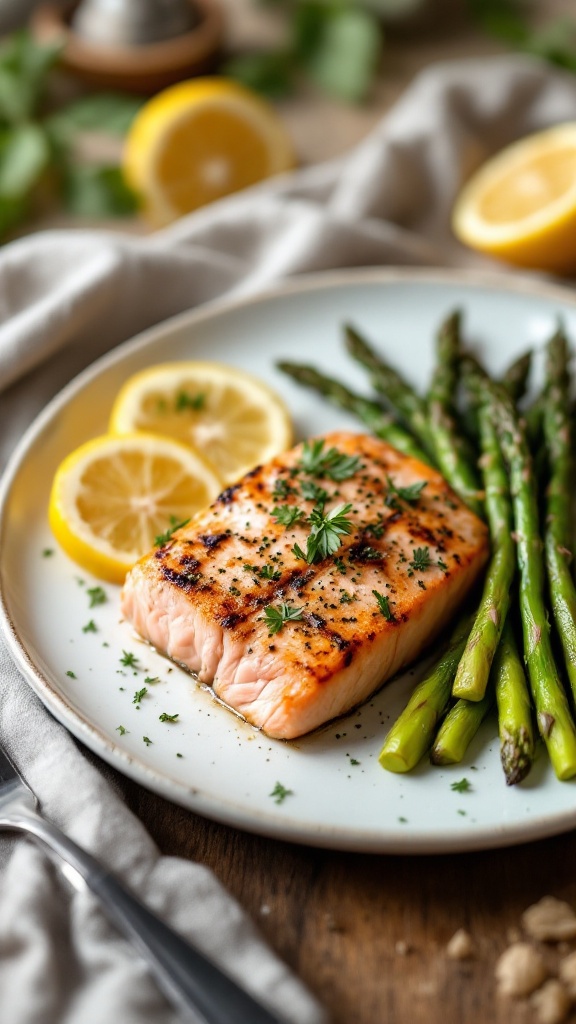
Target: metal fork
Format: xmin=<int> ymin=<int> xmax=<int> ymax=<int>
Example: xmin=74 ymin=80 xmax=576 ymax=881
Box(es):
xmin=0 ymin=742 xmax=285 ymax=1024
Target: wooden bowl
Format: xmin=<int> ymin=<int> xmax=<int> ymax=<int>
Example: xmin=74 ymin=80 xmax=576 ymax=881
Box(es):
xmin=31 ymin=0 xmax=225 ymax=94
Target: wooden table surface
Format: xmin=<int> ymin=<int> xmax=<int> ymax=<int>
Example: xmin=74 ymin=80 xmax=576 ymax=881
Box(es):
xmin=44 ymin=3 xmax=576 ymax=1021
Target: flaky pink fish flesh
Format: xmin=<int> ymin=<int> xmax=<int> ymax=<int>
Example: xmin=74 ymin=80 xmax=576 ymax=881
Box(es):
xmin=121 ymin=432 xmax=489 ymax=739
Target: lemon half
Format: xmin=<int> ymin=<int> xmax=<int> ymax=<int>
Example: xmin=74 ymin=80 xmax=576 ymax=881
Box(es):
xmin=49 ymin=433 xmax=221 ymax=583
xmin=109 ymin=361 xmax=293 ymax=486
xmin=452 ymin=123 xmax=576 ymax=272
xmin=123 ymin=77 xmax=295 ymax=226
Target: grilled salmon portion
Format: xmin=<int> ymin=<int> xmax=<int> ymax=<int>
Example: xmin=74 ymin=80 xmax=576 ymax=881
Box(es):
xmin=121 ymin=432 xmax=489 ymax=739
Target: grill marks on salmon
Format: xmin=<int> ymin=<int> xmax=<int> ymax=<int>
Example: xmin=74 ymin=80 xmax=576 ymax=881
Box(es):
xmin=121 ymin=432 xmax=489 ymax=739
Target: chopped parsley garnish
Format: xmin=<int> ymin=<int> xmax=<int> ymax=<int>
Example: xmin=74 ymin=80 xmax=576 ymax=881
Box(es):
xmin=175 ymin=390 xmax=205 ymax=412
xmin=334 ymin=556 xmax=347 ymax=574
xmin=272 ymin=504 xmax=304 ymax=527
xmin=120 ymin=650 xmax=139 ymax=668
xmin=272 ymin=478 xmax=296 ymax=500
xmin=82 ymin=619 xmax=97 ymax=633
xmin=349 ymin=757 xmax=360 ymax=766
xmin=133 ymin=686 xmax=148 ymax=704
xmin=87 ymin=586 xmax=106 ymax=607
xmin=408 ymin=546 xmax=448 ymax=576
xmin=386 ymin=476 xmax=428 ymax=508
xmin=298 ymin=439 xmax=360 ymax=481
xmin=159 ymin=712 xmax=179 ymax=723
xmin=263 ymin=602 xmax=304 ymax=635
xmin=42 ymin=548 xmax=54 ymax=557
xmin=259 ymin=564 xmax=281 ymax=581
xmin=451 ymin=778 xmax=471 ymax=793
xmin=339 ymin=591 xmax=354 ymax=604
xmin=300 ymin=480 xmax=329 ymax=504
xmin=116 ymin=725 xmax=128 ymax=735
xmin=292 ymin=542 xmax=307 ymax=561
xmin=65 ymin=670 xmax=76 ymax=679
xmin=154 ymin=516 xmax=190 ymax=547
xmin=372 ymin=589 xmax=394 ymax=621
xmin=176 ymin=752 xmax=183 ymax=758
xmin=304 ymin=502 xmax=354 ymax=563
xmin=143 ymin=736 xmax=152 ymax=746
xmin=270 ymin=781 xmax=293 ymax=804
xmin=409 ymin=547 xmax=432 ymax=572
xmin=144 ymin=676 xmax=161 ymax=685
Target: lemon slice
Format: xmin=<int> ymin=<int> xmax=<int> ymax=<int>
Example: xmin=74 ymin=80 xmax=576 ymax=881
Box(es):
xmin=123 ymin=77 xmax=295 ymax=226
xmin=109 ymin=361 xmax=293 ymax=485
xmin=452 ymin=123 xmax=576 ymax=272
xmin=49 ymin=433 xmax=221 ymax=583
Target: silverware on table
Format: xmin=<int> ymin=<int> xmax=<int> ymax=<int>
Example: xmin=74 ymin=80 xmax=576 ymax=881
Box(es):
xmin=0 ymin=741 xmax=284 ymax=1024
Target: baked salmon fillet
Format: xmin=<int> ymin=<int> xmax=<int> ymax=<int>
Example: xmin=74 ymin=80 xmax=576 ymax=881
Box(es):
xmin=121 ymin=431 xmax=489 ymax=739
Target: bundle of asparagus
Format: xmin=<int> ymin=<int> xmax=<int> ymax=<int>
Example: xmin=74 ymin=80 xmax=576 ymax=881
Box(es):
xmin=278 ymin=311 xmax=576 ymax=786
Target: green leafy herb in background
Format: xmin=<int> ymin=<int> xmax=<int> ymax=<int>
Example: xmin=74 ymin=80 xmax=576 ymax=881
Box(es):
xmin=0 ymin=29 xmax=142 ymax=240
xmin=224 ymin=0 xmax=383 ymax=102
xmin=225 ymin=0 xmax=576 ymax=104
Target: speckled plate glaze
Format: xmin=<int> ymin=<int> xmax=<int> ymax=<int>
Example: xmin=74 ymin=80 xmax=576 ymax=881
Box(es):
xmin=2 ymin=267 xmax=576 ymax=854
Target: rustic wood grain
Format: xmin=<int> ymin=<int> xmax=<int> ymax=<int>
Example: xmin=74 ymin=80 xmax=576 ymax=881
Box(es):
xmin=118 ymin=774 xmax=576 ymax=1024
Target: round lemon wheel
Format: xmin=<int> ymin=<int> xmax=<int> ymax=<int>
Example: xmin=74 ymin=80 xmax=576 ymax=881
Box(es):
xmin=123 ymin=77 xmax=295 ymax=226
xmin=109 ymin=361 xmax=293 ymax=486
xmin=452 ymin=123 xmax=576 ymax=272
xmin=49 ymin=433 xmax=221 ymax=584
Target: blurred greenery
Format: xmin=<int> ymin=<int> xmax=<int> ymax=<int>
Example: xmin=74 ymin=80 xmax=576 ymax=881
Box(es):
xmin=224 ymin=0 xmax=576 ymax=102
xmin=0 ymin=29 xmax=142 ymax=240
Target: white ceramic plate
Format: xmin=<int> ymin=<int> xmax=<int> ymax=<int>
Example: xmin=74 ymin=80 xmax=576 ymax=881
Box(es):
xmin=3 ymin=267 xmax=576 ymax=854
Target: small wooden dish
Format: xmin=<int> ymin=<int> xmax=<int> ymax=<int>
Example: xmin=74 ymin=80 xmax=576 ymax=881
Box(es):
xmin=31 ymin=0 xmax=225 ymax=94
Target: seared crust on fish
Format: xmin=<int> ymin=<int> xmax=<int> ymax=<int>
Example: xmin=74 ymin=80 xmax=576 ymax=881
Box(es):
xmin=121 ymin=432 xmax=489 ymax=739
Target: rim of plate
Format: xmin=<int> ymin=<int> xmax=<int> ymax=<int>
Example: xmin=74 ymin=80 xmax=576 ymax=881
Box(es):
xmin=3 ymin=264 xmax=576 ymax=855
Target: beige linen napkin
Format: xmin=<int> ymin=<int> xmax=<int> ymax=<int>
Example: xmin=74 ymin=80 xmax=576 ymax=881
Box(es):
xmin=1 ymin=54 xmax=576 ymax=1024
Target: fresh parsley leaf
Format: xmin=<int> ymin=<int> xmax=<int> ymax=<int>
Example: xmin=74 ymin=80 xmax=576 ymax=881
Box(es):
xmin=87 ymin=586 xmax=107 ymax=607
xmin=305 ymin=502 xmax=354 ymax=563
xmin=292 ymin=542 xmax=307 ymax=561
xmin=120 ymin=650 xmax=139 ymax=668
xmin=46 ymin=91 xmax=142 ymax=137
xmin=386 ymin=476 xmax=428 ymax=507
xmin=300 ymin=480 xmax=329 ymax=504
xmin=298 ymin=439 xmax=360 ymax=481
xmin=272 ymin=477 xmax=296 ymax=500
xmin=144 ymin=676 xmax=161 ymax=685
xmin=270 ymin=781 xmax=293 ymax=804
xmin=133 ymin=687 xmax=148 ymax=704
xmin=259 ymin=564 xmax=282 ymax=581
xmin=409 ymin=547 xmax=432 ymax=572
xmin=62 ymin=164 xmax=139 ymax=218
xmin=372 ymin=589 xmax=394 ymax=621
xmin=154 ymin=516 xmax=190 ymax=547
xmin=272 ymin=504 xmax=304 ymax=527
xmin=451 ymin=778 xmax=472 ymax=793
xmin=262 ymin=603 xmax=304 ymax=635
xmin=82 ymin=619 xmax=97 ymax=633
xmin=159 ymin=712 xmax=179 ymax=723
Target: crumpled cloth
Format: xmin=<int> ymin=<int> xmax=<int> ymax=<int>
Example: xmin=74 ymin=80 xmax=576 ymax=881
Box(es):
xmin=1 ymin=54 xmax=576 ymax=1024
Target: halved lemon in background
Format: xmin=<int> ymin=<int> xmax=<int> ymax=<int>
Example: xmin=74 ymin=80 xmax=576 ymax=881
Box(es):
xmin=109 ymin=361 xmax=293 ymax=485
xmin=49 ymin=433 xmax=221 ymax=583
xmin=452 ymin=123 xmax=576 ymax=273
xmin=123 ymin=77 xmax=295 ymax=226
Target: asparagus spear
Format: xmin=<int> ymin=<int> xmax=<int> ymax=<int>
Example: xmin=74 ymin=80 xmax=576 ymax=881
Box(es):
xmin=277 ymin=361 xmax=432 ymax=464
xmin=429 ymin=690 xmax=493 ymax=765
xmin=426 ymin=311 xmax=485 ymax=518
xmin=494 ymin=619 xmax=534 ymax=785
xmin=502 ymin=349 xmax=533 ymax=404
xmin=543 ymin=328 xmax=576 ymax=703
xmin=479 ymin=376 xmax=576 ymax=781
xmin=379 ymin=615 xmax=473 ymax=773
xmin=451 ymin=403 xmax=515 ymax=700
xmin=344 ymin=323 xmax=433 ymax=456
